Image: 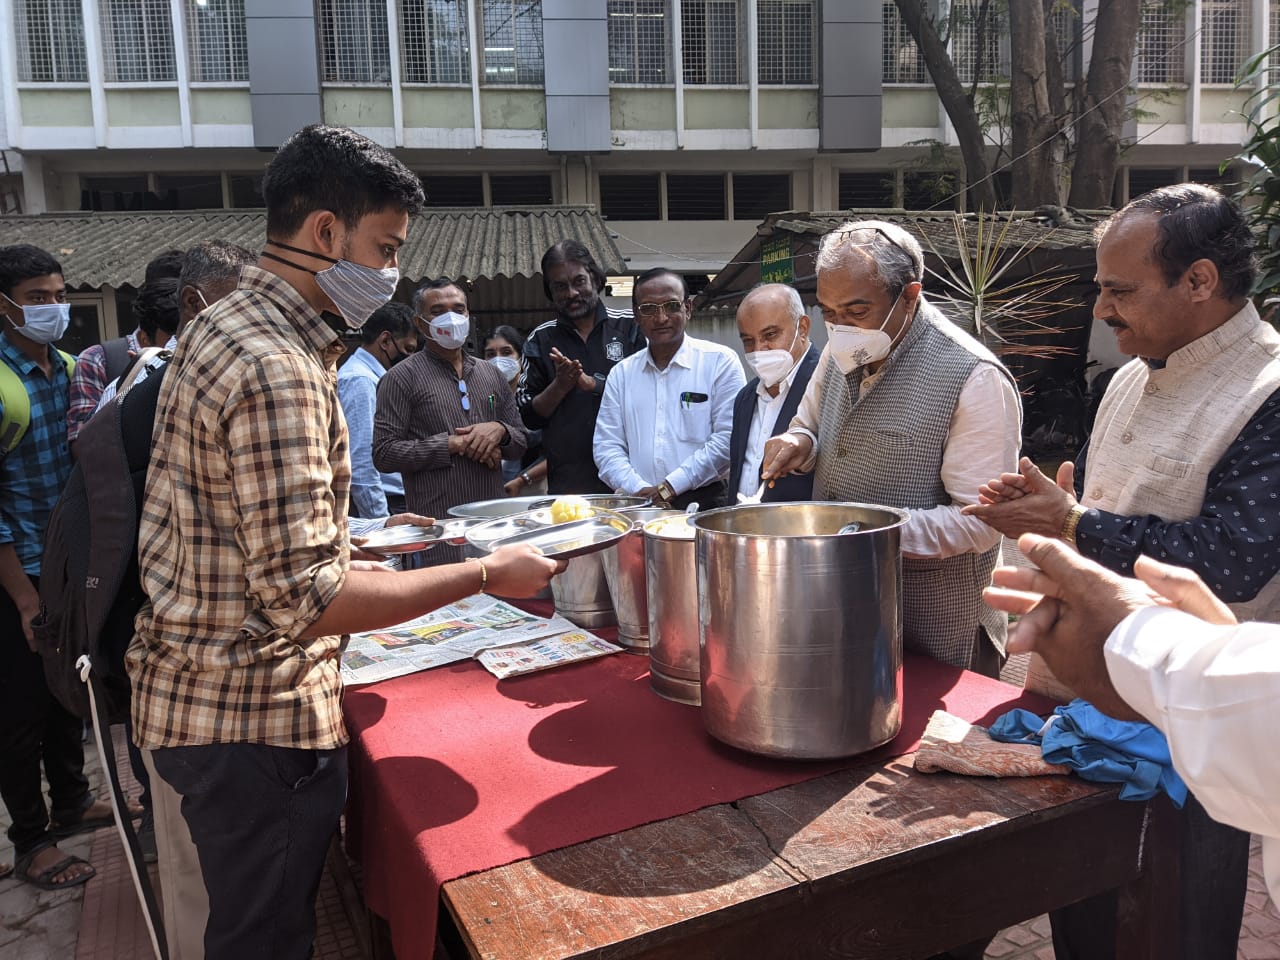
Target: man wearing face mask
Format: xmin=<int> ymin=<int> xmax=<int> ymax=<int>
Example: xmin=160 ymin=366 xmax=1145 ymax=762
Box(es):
xmin=0 ymin=243 xmax=123 ymax=893
xmin=128 ymin=127 xmax=560 ymax=959
xmin=373 ymin=278 xmax=527 ymax=564
xmin=338 ymin=301 xmax=417 ymax=518
xmin=728 ymin=283 xmax=821 ymax=503
xmin=761 ymin=220 xmax=1021 ymax=681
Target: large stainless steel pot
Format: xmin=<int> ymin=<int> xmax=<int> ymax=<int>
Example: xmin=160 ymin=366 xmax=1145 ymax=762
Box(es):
xmin=600 ymin=508 xmax=682 ymax=651
xmin=690 ymin=502 xmax=909 ymax=759
xmin=547 ymin=495 xmax=649 ymax=629
xmin=643 ymin=514 xmax=700 ymax=705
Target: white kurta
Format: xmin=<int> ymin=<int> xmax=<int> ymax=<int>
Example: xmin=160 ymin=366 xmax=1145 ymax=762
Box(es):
xmin=1105 ymin=606 xmax=1280 ymax=906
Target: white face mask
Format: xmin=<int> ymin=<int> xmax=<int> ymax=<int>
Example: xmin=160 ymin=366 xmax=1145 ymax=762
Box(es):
xmin=2 ymin=293 xmax=71 ymax=345
xmin=488 ymin=354 xmax=520 ymax=383
xmin=825 ymin=289 xmax=903 ymax=375
xmin=743 ymin=322 xmax=802 ymax=389
xmin=427 ymin=311 xmax=470 ymax=350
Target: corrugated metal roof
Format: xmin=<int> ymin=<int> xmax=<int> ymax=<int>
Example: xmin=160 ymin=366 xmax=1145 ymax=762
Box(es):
xmin=0 ymin=206 xmax=626 ymax=288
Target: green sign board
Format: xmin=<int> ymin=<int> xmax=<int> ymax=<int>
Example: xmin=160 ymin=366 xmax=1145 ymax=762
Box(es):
xmin=760 ymin=234 xmax=793 ymax=284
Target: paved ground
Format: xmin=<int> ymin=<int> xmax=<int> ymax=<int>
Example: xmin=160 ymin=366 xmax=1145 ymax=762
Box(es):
xmin=2 ymin=724 xmax=1277 ymax=960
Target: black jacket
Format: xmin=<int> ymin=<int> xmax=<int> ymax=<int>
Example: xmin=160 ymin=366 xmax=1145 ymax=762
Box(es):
xmin=727 ymin=344 xmax=820 ymax=503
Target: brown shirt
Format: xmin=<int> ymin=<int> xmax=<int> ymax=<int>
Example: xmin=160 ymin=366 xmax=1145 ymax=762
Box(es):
xmin=373 ymin=349 xmax=526 ymax=533
xmin=128 ymin=265 xmax=351 ymax=750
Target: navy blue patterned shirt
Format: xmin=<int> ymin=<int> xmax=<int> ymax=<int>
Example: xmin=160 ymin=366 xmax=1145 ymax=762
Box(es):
xmin=0 ymin=334 xmax=74 ymax=575
xmin=1074 ymin=385 xmax=1280 ymax=603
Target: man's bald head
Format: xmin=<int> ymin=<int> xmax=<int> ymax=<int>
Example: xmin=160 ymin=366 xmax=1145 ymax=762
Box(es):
xmin=737 ymin=283 xmax=809 ymax=358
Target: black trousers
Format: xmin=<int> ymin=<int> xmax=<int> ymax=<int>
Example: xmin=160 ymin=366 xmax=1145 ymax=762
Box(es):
xmin=0 ymin=574 xmax=92 ymax=856
xmin=151 ymin=741 xmax=348 ymax=960
xmin=671 ymin=480 xmax=729 ymax=512
xmin=1050 ymin=791 xmax=1249 ymax=960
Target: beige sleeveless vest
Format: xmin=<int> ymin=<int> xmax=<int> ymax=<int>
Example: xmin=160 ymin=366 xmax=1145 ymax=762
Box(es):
xmin=1084 ymin=302 xmax=1280 ymax=621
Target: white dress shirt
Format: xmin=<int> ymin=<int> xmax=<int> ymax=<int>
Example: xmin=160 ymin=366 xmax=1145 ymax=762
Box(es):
xmin=788 ymin=343 xmax=1021 ymax=559
xmin=1105 ymin=606 xmax=1280 ymax=906
xmin=737 ymin=361 xmax=804 ymax=500
xmin=594 ymin=335 xmax=745 ymax=496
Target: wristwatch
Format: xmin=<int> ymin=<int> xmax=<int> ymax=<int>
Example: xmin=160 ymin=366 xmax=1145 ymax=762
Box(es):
xmin=1059 ymin=504 xmax=1087 ymax=547
xmin=656 ymin=480 xmax=676 ymax=504
xmin=520 ymin=471 xmax=533 ymax=486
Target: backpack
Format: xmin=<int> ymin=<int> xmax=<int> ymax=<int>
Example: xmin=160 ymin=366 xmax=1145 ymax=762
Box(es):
xmin=0 ymin=349 xmax=75 ymax=453
xmin=33 ymin=361 xmax=165 ymax=721
xmin=101 ymin=336 xmax=134 ymax=384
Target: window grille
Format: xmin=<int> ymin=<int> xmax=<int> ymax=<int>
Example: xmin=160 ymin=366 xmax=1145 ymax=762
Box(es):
xmin=1048 ymin=0 xmax=1078 ymax=84
xmin=1127 ymin=167 xmax=1180 ymax=198
xmin=881 ymin=0 xmax=925 ymax=83
xmin=608 ymin=0 xmax=667 ymax=84
xmin=401 ymin=0 xmax=470 ymax=83
xmin=319 ymin=0 xmax=391 ymax=83
xmin=100 ymin=0 xmax=176 ymax=82
xmin=599 ymin=173 xmax=661 ymax=218
xmin=949 ymin=0 xmax=1003 ymax=83
xmin=733 ymin=172 xmax=790 ymax=220
xmin=15 ymin=0 xmax=88 ymax=82
xmin=667 ymin=173 xmax=726 ymax=219
xmin=838 ymin=171 xmax=894 ymax=208
xmin=682 ymin=0 xmax=740 ymax=84
xmin=185 ymin=0 xmax=248 ymax=82
xmin=421 ymin=174 xmax=485 ymax=205
xmin=482 ymin=0 xmax=542 ymax=84
xmin=1270 ymin=0 xmax=1280 ymax=84
xmin=903 ymin=170 xmax=959 ymax=211
xmin=490 ymin=173 xmax=553 ymax=204
xmin=1136 ymin=0 xmax=1186 ymax=83
xmin=757 ymin=0 xmax=813 ymax=84
xmin=1200 ymin=0 xmax=1249 ymax=84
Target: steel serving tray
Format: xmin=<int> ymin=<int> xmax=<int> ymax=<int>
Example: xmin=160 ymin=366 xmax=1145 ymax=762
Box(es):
xmin=486 ymin=510 xmax=632 ymax=559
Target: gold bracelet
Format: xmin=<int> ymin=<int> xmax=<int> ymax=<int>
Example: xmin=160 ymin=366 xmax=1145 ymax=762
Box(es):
xmin=1059 ymin=504 xmax=1086 ymax=547
xmin=470 ymin=557 xmax=488 ymax=594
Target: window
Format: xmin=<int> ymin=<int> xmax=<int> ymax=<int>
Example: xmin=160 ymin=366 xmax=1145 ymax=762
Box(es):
xmin=228 ymin=174 xmax=264 ymax=207
xmin=155 ymin=173 xmax=224 ymax=209
xmin=401 ymin=0 xmax=470 ymax=83
xmin=950 ymin=0 xmax=1003 ymax=83
xmin=319 ymin=0 xmax=391 ymax=83
xmin=422 ymin=174 xmax=485 ymax=206
xmin=608 ymin=0 xmax=668 ymax=84
xmin=903 ymin=171 xmax=958 ymax=211
xmin=185 ymin=0 xmax=248 ymax=82
xmin=667 ymin=174 xmax=726 ymax=220
xmin=81 ymin=175 xmax=150 ymax=212
xmin=599 ymin=174 xmax=661 ymax=219
xmin=1136 ymin=0 xmax=1185 ymax=84
xmin=682 ymin=0 xmax=740 ymax=85
xmin=733 ymin=173 xmax=790 ymax=221
xmin=1271 ymin=0 xmax=1280 ymax=84
xmin=838 ymin=171 xmax=894 ymax=208
xmin=1127 ymin=167 xmax=1179 ymax=198
xmin=491 ymin=173 xmax=553 ymax=205
xmin=15 ymin=0 xmax=88 ymax=82
xmin=1201 ymin=0 xmax=1249 ymax=84
xmin=100 ymin=0 xmax=176 ymax=82
xmin=482 ymin=0 xmax=543 ymax=84
xmin=757 ymin=0 xmax=813 ymax=84
xmin=882 ymin=1 xmax=926 ymax=84
xmin=1049 ymin=0 xmax=1078 ymax=84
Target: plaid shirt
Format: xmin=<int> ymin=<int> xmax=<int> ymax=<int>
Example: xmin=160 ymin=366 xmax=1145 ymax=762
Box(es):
xmin=0 ymin=334 xmax=73 ymax=575
xmin=67 ymin=329 xmax=139 ymax=442
xmin=127 ymin=266 xmax=352 ymax=750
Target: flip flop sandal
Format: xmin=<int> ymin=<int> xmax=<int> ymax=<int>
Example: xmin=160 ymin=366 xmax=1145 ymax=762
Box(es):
xmin=15 ymin=849 xmax=96 ymax=891
xmin=49 ymin=796 xmax=143 ymax=838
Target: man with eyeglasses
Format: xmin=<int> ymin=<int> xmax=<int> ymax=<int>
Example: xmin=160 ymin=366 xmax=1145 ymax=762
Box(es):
xmin=761 ymin=220 xmax=1021 ymax=681
xmin=374 ymin=278 xmax=526 ymax=564
xmin=518 ymin=240 xmax=645 ymax=494
xmin=594 ymin=268 xmax=744 ymax=510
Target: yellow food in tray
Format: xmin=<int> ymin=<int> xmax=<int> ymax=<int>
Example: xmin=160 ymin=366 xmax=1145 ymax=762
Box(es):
xmin=550 ymin=496 xmax=594 ymax=524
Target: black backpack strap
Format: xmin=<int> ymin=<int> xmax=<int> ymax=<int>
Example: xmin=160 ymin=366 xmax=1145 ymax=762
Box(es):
xmin=82 ymin=662 xmax=169 ymax=960
xmin=101 ymin=337 xmax=134 ymax=384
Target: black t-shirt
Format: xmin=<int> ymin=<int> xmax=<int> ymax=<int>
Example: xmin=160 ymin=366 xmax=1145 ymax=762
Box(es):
xmin=517 ymin=303 xmax=644 ymax=494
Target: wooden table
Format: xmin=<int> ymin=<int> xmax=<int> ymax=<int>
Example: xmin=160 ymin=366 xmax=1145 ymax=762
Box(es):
xmin=436 ymin=754 xmax=1179 ymax=960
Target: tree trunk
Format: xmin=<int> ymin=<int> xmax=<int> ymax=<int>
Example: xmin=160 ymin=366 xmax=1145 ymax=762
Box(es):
xmin=894 ymin=0 xmax=998 ymax=212
xmin=1068 ymin=0 xmax=1142 ymax=208
xmin=1008 ymin=0 xmax=1060 ymax=206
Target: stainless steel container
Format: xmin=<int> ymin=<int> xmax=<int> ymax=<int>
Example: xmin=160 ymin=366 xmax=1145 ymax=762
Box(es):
xmin=643 ymin=514 xmax=701 ymax=705
xmin=548 ymin=495 xmax=649 ymax=629
xmin=600 ymin=508 xmax=682 ymax=651
xmin=691 ymin=502 xmax=909 ymax=759
xmin=447 ymin=495 xmax=557 ymax=519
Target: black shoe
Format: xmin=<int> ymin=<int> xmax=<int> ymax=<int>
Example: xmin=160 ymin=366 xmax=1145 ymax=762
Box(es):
xmin=137 ymin=813 xmax=157 ymax=864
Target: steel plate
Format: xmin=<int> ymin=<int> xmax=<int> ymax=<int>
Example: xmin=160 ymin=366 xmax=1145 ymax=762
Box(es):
xmin=353 ymin=524 xmax=441 ymax=556
xmin=487 ymin=510 xmax=632 ymax=559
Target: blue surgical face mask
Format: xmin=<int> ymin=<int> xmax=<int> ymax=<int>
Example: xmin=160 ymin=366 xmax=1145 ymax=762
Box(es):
xmin=262 ymin=239 xmax=399 ymax=331
xmin=2 ymin=293 xmax=71 ymax=345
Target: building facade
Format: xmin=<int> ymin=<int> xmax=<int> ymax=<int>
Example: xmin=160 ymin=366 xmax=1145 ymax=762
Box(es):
xmin=0 ymin=0 xmax=1273 ymax=286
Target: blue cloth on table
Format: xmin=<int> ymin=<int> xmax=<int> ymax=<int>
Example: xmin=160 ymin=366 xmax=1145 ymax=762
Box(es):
xmin=988 ymin=699 xmax=1187 ymax=806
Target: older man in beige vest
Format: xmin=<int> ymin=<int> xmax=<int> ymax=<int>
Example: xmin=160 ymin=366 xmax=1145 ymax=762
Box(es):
xmin=968 ymin=183 xmax=1278 ymax=960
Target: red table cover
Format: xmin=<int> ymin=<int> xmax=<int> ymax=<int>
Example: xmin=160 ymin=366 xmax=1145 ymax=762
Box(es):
xmin=344 ymin=649 xmax=1056 ymax=960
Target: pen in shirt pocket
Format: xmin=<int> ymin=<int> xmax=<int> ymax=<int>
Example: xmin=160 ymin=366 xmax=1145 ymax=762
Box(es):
xmin=488 ymin=394 xmax=495 ymax=418
xmin=680 ymin=391 xmax=709 ymax=409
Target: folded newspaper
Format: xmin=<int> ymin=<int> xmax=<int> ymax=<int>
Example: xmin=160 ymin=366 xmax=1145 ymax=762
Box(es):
xmin=474 ymin=632 xmax=623 ymax=679
xmin=340 ymin=594 xmax=621 ymax=686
